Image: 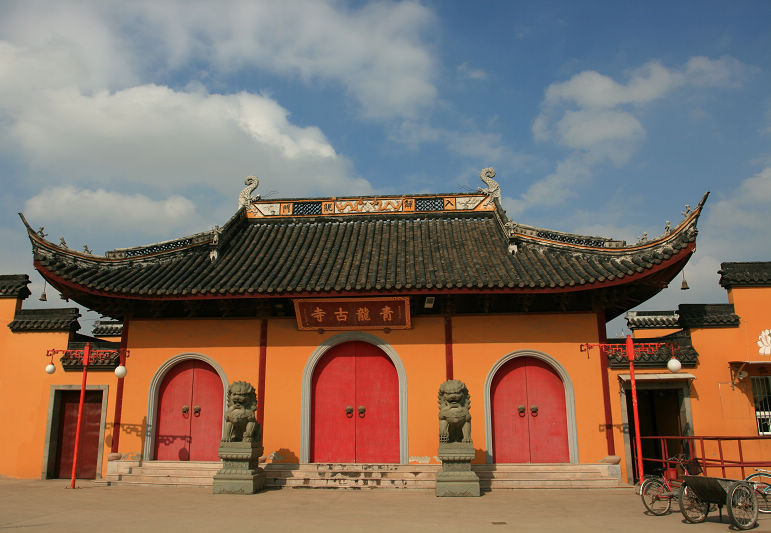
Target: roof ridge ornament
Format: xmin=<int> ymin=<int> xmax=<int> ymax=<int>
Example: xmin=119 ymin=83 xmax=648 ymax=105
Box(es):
xmin=478 ymin=168 xmax=500 ymax=207
xmin=238 ymin=175 xmax=261 ymax=209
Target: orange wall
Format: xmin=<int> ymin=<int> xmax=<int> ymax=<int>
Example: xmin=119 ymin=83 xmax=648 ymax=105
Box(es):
xmin=729 ymin=286 xmax=771 ymax=363
xmin=118 ymin=317 xmax=264 ymax=466
xmin=0 ymin=298 xmax=104 ymax=479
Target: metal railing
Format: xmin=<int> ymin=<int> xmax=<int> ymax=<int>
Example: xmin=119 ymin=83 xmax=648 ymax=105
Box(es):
xmin=639 ymin=435 xmax=771 ymax=479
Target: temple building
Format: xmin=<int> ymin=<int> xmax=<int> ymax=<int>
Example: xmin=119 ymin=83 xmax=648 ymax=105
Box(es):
xmin=2 ymin=170 xmax=766 ymax=488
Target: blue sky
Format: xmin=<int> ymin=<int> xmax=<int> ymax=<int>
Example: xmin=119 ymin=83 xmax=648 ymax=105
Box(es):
xmin=1 ymin=1 xmax=769 ymax=335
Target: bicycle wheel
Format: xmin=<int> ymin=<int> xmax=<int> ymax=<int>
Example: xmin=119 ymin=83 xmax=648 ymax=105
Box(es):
xmin=745 ymin=472 xmax=771 ymax=514
xmin=727 ymin=481 xmax=758 ymax=530
xmin=641 ymin=478 xmax=671 ymax=515
xmin=679 ymin=483 xmax=709 ymax=523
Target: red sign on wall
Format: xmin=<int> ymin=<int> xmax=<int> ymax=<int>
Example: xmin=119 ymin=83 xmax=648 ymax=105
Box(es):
xmin=294 ymin=297 xmax=411 ymax=330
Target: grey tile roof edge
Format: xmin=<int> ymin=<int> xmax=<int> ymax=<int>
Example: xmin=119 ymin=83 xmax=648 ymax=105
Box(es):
xmin=719 ymin=261 xmax=771 ymax=287
xmin=8 ymin=307 xmax=81 ymax=332
xmin=0 ymin=274 xmax=31 ymax=299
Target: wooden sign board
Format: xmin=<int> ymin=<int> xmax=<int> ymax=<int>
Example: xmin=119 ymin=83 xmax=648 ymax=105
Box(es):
xmin=294 ymin=297 xmax=411 ymax=330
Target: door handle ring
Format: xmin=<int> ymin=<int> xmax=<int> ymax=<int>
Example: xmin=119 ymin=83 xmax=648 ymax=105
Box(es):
xmin=358 ymin=405 xmax=366 ymax=418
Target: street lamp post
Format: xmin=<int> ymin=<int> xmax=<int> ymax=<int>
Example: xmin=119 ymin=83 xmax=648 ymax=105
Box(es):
xmin=45 ymin=342 xmax=127 ymax=488
xmin=581 ymin=334 xmax=677 ymax=482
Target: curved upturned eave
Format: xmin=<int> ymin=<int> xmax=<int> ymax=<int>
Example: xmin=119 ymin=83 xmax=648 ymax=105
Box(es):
xmin=21 ymin=192 xmax=705 ymax=306
xmin=511 ymin=191 xmax=708 ymax=253
xmin=31 ymin=240 xmax=696 ymax=303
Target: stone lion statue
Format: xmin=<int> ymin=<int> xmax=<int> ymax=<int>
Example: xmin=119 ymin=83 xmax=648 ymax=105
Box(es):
xmin=223 ymin=381 xmax=261 ymax=443
xmin=438 ymin=379 xmax=472 ymax=444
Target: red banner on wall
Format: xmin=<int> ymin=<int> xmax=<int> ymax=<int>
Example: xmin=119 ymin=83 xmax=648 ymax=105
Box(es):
xmin=294 ymin=297 xmax=411 ymax=330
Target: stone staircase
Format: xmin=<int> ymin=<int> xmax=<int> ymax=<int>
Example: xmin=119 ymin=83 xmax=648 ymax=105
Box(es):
xmin=100 ymin=460 xmax=622 ymax=490
xmin=100 ymin=460 xmax=222 ymax=487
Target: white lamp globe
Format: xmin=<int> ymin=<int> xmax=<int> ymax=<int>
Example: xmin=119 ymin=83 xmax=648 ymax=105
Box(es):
xmin=45 ymin=363 xmax=56 ymax=374
xmin=667 ymin=358 xmax=682 ymax=373
xmin=114 ymin=365 xmax=127 ymax=378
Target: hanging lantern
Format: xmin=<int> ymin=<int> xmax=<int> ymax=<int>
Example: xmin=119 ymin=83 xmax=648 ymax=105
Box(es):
xmin=667 ymin=357 xmax=682 ymax=373
xmin=114 ymin=365 xmax=127 ymax=378
xmin=45 ymin=363 xmax=56 ymax=374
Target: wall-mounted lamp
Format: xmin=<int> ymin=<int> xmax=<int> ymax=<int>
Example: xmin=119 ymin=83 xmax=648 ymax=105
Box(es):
xmin=667 ymin=357 xmax=682 ymax=373
xmin=424 ymin=296 xmax=435 ymax=309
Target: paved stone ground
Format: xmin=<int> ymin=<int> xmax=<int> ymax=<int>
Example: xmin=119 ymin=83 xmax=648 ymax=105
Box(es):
xmin=0 ymin=478 xmax=769 ymax=532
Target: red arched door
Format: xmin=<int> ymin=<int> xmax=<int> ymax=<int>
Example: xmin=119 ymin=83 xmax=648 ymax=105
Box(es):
xmin=491 ymin=356 xmax=569 ymax=463
xmin=154 ymin=360 xmax=223 ymax=461
xmin=311 ymin=341 xmax=399 ymax=463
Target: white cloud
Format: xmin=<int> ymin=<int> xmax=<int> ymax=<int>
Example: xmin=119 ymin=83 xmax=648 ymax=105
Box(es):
xmin=522 ymin=56 xmax=753 ymax=218
xmin=457 ymin=62 xmax=489 ymax=81
xmin=0 ymin=41 xmax=370 ymax=200
xmin=0 ymin=0 xmax=438 ymax=120
xmin=24 ymin=186 xmax=201 ymax=243
xmin=554 ymin=109 xmax=644 ymax=162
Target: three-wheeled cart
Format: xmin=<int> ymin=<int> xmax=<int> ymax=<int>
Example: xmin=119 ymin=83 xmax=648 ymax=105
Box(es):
xmin=679 ymin=475 xmax=759 ymax=530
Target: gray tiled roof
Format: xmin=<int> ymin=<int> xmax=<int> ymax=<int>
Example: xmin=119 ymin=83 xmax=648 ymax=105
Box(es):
xmin=0 ymin=274 xmax=31 ymax=300
xmin=719 ymin=262 xmax=771 ymax=288
xmin=678 ymin=304 xmax=740 ymax=328
xmin=626 ymin=310 xmax=680 ymax=329
xmin=21 ymin=191 xmax=707 ymax=319
xmin=8 ymin=308 xmax=80 ymax=332
xmin=627 ymin=304 xmax=740 ymax=330
xmin=92 ymin=320 xmax=123 ymax=337
xmin=28 ymin=212 xmax=698 ymax=295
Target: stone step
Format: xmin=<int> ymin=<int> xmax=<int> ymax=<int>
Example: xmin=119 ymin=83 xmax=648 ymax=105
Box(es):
xmin=103 ymin=460 xmax=621 ymax=489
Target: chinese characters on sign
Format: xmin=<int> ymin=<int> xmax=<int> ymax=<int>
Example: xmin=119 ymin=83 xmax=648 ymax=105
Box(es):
xmin=294 ymin=298 xmax=411 ymax=330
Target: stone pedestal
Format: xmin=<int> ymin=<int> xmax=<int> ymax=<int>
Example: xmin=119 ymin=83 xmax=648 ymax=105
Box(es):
xmin=213 ymin=441 xmax=265 ymax=494
xmin=436 ymin=442 xmax=480 ymax=497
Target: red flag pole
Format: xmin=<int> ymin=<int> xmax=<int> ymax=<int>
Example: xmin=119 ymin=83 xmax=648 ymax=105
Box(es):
xmin=70 ymin=342 xmax=90 ymax=489
xmin=626 ymin=335 xmax=644 ymax=481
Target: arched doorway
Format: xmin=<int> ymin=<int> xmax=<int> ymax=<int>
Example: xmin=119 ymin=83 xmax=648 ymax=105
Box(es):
xmin=490 ymin=356 xmax=570 ymax=463
xmin=153 ymin=359 xmax=224 ymax=461
xmin=311 ymin=341 xmax=399 ymax=463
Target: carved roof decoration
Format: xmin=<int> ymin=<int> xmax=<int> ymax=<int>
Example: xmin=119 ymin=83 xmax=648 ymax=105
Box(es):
xmin=19 ymin=174 xmax=709 ymax=321
xmin=0 ymin=274 xmax=31 ymax=300
xmin=8 ymin=307 xmax=81 ymax=332
xmin=718 ymin=262 xmax=771 ymax=288
xmin=92 ymin=320 xmax=123 ymax=337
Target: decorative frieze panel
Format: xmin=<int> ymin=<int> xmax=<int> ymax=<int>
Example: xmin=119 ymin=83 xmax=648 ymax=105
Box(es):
xmin=294 ymin=297 xmax=411 ymax=330
xmin=246 ymin=194 xmax=491 ymax=219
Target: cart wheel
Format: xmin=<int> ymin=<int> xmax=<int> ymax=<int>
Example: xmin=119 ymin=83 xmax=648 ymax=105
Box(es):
xmin=727 ymin=481 xmax=758 ymax=530
xmin=679 ymin=483 xmax=709 ymax=523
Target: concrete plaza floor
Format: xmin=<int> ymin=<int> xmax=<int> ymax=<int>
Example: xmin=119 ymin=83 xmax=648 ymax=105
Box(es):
xmin=0 ymin=478 xmax=769 ymax=532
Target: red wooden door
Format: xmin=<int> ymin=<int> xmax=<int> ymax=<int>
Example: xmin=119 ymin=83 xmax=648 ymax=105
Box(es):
xmin=311 ymin=341 xmax=399 ymax=463
xmin=56 ymin=390 xmax=102 ymax=479
xmin=154 ymin=360 xmax=223 ymax=461
xmin=491 ymin=357 xmax=569 ymax=463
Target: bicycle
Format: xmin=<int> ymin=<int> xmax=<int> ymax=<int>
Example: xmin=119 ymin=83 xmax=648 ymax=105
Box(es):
xmin=745 ymin=468 xmax=771 ymax=514
xmin=640 ymin=454 xmax=702 ymax=515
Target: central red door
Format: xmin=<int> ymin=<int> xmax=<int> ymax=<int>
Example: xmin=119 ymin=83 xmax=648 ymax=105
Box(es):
xmin=491 ymin=357 xmax=569 ymax=463
xmin=311 ymin=341 xmax=399 ymax=463
xmin=154 ymin=360 xmax=223 ymax=461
